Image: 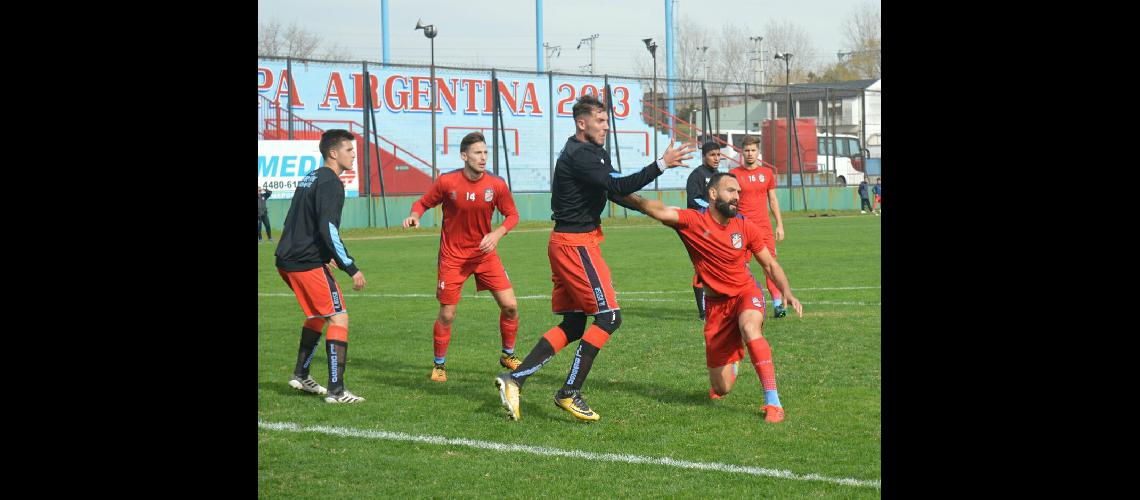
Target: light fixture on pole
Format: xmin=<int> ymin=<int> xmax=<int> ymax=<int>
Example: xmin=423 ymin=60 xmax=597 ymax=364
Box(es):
xmin=415 ymin=18 xmax=439 ymax=179
xmin=696 ymin=45 xmax=709 ymax=82
xmin=749 ymin=36 xmax=764 ymax=85
xmin=577 ymin=33 xmax=599 ymax=74
xmin=543 ymin=42 xmax=561 ymax=71
xmin=774 ymin=52 xmax=793 ymax=189
xmin=642 ymin=38 xmax=658 ymax=159
xmin=838 ymin=48 xmax=881 ymax=61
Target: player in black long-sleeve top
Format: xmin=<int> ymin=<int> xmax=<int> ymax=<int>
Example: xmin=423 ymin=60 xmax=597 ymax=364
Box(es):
xmin=275 ymin=129 xmax=368 ymax=404
xmin=494 ymin=94 xmax=696 ymax=422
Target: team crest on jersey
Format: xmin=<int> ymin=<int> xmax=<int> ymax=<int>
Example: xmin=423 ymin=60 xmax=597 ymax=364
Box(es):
xmin=758 ymin=174 xmax=766 ymax=182
xmin=752 ymin=296 xmax=762 ymax=308
xmin=731 ymin=233 xmax=743 ymax=249
xmin=484 ymin=188 xmax=494 ymax=202
xmin=449 ymin=191 xmax=457 ymax=200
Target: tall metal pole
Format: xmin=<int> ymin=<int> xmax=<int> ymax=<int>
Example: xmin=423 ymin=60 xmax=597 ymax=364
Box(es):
xmin=825 ymin=87 xmax=831 ymax=186
xmin=653 ymin=51 xmax=659 ymax=190
xmin=492 ymin=70 xmax=499 ymax=176
xmin=366 ymin=69 xmax=391 ymax=228
xmin=430 ymin=36 xmax=437 ymax=180
xmin=544 ymin=43 xmax=561 ymax=70
xmin=785 ymin=59 xmax=792 ymax=195
xmin=286 ymin=57 xmax=293 ymax=140
xmin=644 ymin=38 xmax=659 ymax=190
xmin=666 ymin=0 xmax=676 ymax=134
xmin=381 ymin=0 xmax=390 ymax=65
xmin=861 ymin=88 xmax=867 ymax=173
xmin=578 ymin=34 xmax=599 ymax=74
xmin=363 ymin=62 xmax=373 ymax=228
xmin=759 ymin=39 xmax=765 ymax=86
xmin=415 ymin=20 xmax=440 ymax=223
xmin=549 ymin=71 xmax=554 ymax=188
xmin=591 ymin=37 xmax=596 ymax=74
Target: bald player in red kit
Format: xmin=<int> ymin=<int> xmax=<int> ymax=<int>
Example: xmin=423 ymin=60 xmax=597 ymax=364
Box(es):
xmin=404 ymin=132 xmax=521 ymax=382
xmin=628 ymin=172 xmax=803 ymax=423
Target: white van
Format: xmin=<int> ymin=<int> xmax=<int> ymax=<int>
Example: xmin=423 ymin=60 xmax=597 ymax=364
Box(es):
xmin=817 ymin=134 xmax=865 ymax=187
xmin=702 ymin=130 xmax=866 ymax=187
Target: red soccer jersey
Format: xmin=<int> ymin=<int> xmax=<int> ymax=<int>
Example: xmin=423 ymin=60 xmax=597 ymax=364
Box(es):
xmin=671 ymin=208 xmax=772 ymax=297
xmin=729 ymin=164 xmax=777 ymax=226
xmin=411 ymin=169 xmax=519 ymax=262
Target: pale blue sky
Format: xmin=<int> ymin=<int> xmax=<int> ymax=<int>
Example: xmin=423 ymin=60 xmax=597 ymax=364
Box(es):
xmin=258 ymin=0 xmax=877 ymax=75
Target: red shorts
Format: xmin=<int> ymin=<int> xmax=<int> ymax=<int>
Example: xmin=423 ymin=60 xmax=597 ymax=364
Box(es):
xmin=875 ymin=194 xmax=881 ymax=203
xmin=548 ymin=228 xmax=620 ymax=315
xmin=702 ymin=286 xmax=767 ymax=368
xmin=757 ymin=224 xmax=777 ymax=258
xmin=437 ymin=254 xmax=512 ymax=305
xmin=278 ymin=266 xmax=347 ymax=319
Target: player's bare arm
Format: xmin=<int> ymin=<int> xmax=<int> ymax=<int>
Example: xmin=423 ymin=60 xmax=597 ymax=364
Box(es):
xmin=624 ymin=193 xmax=680 ymax=225
xmin=769 ymin=191 xmax=785 ymax=241
xmin=753 ymin=247 xmax=802 ymax=317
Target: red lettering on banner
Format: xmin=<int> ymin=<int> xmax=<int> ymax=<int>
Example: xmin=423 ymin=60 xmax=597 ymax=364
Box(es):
xmin=410 ymin=77 xmax=431 ymax=111
xmin=436 ymin=78 xmax=459 ymax=112
xmin=519 ymin=82 xmax=542 ymax=115
xmin=385 ymin=75 xmax=408 ymax=110
xmin=321 ymin=72 xmax=350 ymax=110
xmin=611 ymin=86 xmax=630 ymax=118
xmin=483 ymin=80 xmax=494 ymax=113
xmin=350 ymin=74 xmax=381 ymax=110
xmin=461 ymin=79 xmax=483 ymax=114
xmin=497 ymin=80 xmax=519 ymax=114
xmin=556 ymin=83 xmax=576 ymax=115
xmin=274 ymin=70 xmax=305 ymax=107
xmin=258 ymin=67 xmax=273 ymax=92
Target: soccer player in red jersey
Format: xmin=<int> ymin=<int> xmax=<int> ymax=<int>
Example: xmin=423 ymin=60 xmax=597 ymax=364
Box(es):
xmin=728 ymin=135 xmax=789 ymax=318
xmin=403 ymin=132 xmax=522 ymax=382
xmin=628 ymin=172 xmax=803 ymax=423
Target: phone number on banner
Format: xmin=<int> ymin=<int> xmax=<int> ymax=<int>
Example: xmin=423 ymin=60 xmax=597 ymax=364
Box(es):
xmin=261 ymin=180 xmax=303 ymax=190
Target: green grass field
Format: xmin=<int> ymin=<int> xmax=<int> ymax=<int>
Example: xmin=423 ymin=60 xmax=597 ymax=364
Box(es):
xmin=258 ymin=213 xmax=881 ymax=497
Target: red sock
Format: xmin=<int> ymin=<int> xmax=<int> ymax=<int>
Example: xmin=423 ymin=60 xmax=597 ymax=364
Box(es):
xmin=302 ymin=318 xmax=326 ymax=332
xmin=582 ymin=325 xmax=611 ymax=349
xmin=542 ymin=326 xmax=569 ymax=353
xmin=433 ymin=320 xmax=451 ymax=360
xmin=326 ymin=324 xmax=348 ymax=342
xmin=500 ymin=312 xmax=518 ymax=351
xmin=746 ymin=337 xmax=778 ymax=391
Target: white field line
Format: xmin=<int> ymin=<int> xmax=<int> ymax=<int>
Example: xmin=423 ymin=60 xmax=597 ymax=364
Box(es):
xmin=257 ymin=420 xmax=880 ymax=489
xmin=257 ymin=292 xmax=879 ymax=307
xmin=341 ymin=224 xmax=665 ymax=241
